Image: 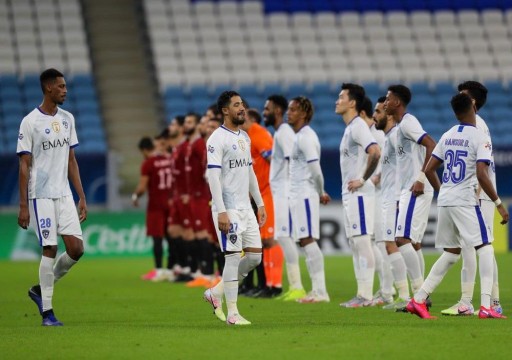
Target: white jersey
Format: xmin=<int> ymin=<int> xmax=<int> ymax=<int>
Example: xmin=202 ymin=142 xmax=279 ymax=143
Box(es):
xmin=396 ymin=113 xmax=433 ymax=192
xmin=270 ymin=122 xmax=294 ymax=197
xmin=432 ymin=123 xmax=492 ymax=207
xmin=370 ymin=123 xmax=385 ymax=191
xmin=476 ymin=114 xmax=496 ymax=201
xmin=206 ymin=125 xmax=253 ymax=211
xmin=339 ymin=116 xmax=377 ymax=198
xmin=381 ymin=125 xmax=400 ymax=203
xmin=289 ymin=125 xmax=321 ymax=199
xmin=16 ymin=107 xmax=79 ymax=199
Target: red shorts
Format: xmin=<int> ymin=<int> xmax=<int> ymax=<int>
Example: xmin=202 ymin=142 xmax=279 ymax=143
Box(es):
xmin=189 ymin=197 xmax=211 ymax=232
xmin=168 ymin=197 xmax=193 ymax=229
xmin=260 ymin=190 xmax=275 ymax=239
xmin=146 ymin=207 xmax=169 ymax=237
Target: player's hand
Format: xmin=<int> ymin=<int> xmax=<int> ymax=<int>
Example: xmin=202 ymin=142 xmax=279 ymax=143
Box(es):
xmin=348 ymin=179 xmax=364 ymax=192
xmin=181 ymin=194 xmax=190 ymax=204
xmin=320 ymin=192 xmax=331 ymax=205
xmin=257 ymin=206 xmax=267 ymax=227
xmin=18 ymin=205 xmax=29 ymax=229
xmin=218 ymin=212 xmax=230 ymax=234
xmin=497 ymin=204 xmax=509 ymax=225
xmin=132 ymin=197 xmax=139 ymax=207
xmin=78 ymin=198 xmax=87 ymax=223
xmin=410 ymin=181 xmax=424 ymax=197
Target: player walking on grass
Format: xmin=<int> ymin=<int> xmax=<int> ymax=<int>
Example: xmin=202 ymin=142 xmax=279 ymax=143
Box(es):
xmin=384 ymin=85 xmax=436 ymax=295
xmin=373 ymin=97 xmax=411 ymax=310
xmin=407 ymin=93 xmax=508 ymax=320
xmin=287 ymin=96 xmax=331 ymax=303
xmin=336 ymin=84 xmax=381 ymax=307
xmin=203 ymin=91 xmax=266 ymax=325
xmin=18 ymin=69 xmax=86 ymax=326
xmin=441 ymin=81 xmax=503 ymax=316
xmin=263 ymin=94 xmax=306 ymax=301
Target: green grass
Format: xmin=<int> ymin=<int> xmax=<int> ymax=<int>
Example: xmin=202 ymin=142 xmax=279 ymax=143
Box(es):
xmin=1 ymin=254 xmax=511 ymax=360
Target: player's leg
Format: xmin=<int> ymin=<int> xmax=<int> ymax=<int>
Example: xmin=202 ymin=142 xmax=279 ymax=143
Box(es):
xmin=413 ymin=242 xmax=425 ymax=279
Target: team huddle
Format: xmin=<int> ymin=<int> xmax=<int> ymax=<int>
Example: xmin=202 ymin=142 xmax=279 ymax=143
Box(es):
xmin=17 ymin=69 xmax=509 ymax=326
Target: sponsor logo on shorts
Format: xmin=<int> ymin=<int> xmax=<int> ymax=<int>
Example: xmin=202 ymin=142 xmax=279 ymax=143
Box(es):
xmin=387 ymin=229 xmax=392 ymax=235
xmin=300 ymin=226 xmax=305 ymax=232
xmin=352 ymin=224 xmax=357 ymax=229
xmin=398 ymin=225 xmax=402 ymax=230
xmin=42 ymin=229 xmax=50 ymax=239
xmin=229 ymin=234 xmax=237 ymax=244
xmin=281 ymin=226 xmax=287 ymax=231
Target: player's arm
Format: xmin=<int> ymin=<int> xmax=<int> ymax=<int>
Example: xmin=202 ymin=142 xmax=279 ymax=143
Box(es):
xmin=307 ymin=160 xmax=331 ymax=204
xmin=249 ymin=165 xmax=267 ymax=226
xmin=348 ymin=143 xmax=381 ymax=192
xmin=68 ymin=148 xmax=87 ymax=222
xmin=424 ymin=155 xmax=442 ymax=192
xmin=18 ymin=153 xmax=31 ymax=229
xmin=477 ymin=161 xmax=509 ymax=224
xmin=132 ymin=175 xmax=149 ymax=207
xmin=411 ymin=134 xmax=436 ymax=196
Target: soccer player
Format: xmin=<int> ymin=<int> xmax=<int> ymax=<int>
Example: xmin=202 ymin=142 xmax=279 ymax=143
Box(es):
xmin=360 ymin=96 xmax=394 ymax=305
xmin=441 ymin=81 xmax=503 ymax=315
xmin=287 ymin=96 xmax=331 ymax=303
xmin=18 ymin=68 xmax=86 ymax=326
xmin=384 ymin=85 xmax=436 ymax=295
xmin=373 ymin=97 xmax=411 ymax=310
xmin=336 ymin=84 xmax=381 ymax=307
xmin=406 ymin=93 xmax=508 ymax=319
xmin=133 ymin=136 xmax=174 ymax=282
xmin=241 ymin=108 xmax=284 ymax=298
xmin=203 ymin=91 xmax=266 ymax=325
xmin=263 ymin=94 xmax=306 ymax=301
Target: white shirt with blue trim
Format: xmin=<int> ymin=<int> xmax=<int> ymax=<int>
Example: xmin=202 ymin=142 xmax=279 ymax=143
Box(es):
xmin=270 ymin=122 xmax=294 ymax=198
xmin=206 ymin=125 xmax=253 ymax=211
xmin=289 ymin=125 xmax=321 ymax=199
xmin=475 ymin=114 xmax=496 ymax=202
xmin=381 ymin=125 xmax=400 ymax=203
xmin=432 ymin=123 xmax=492 ymax=207
xmin=16 ymin=107 xmax=78 ymax=199
xmin=339 ymin=116 xmax=377 ymax=199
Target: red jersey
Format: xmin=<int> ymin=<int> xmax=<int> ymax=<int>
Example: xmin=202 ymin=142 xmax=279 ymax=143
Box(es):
xmin=141 ymin=153 xmax=172 ymax=210
xmin=171 ymin=139 xmax=189 ymax=198
xmin=185 ymin=136 xmax=209 ymax=198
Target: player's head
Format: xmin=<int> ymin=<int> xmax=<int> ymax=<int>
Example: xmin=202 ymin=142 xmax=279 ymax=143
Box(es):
xmin=263 ymin=94 xmax=288 ymax=127
xmin=287 ymin=96 xmax=314 ymax=129
xmin=373 ymin=96 xmax=389 ymax=131
xmin=451 ymin=93 xmax=475 ymax=121
xmin=168 ymin=115 xmax=185 ymax=138
xmin=336 ymin=83 xmax=365 ymax=116
xmin=199 ymin=115 xmax=209 ymax=137
xmin=385 ymin=84 xmax=411 ymax=115
xmin=217 ymin=90 xmax=245 ymax=126
xmin=40 ymin=68 xmax=66 ymax=105
xmin=457 ymin=81 xmax=487 ymax=110
xmin=183 ymin=112 xmax=201 ymax=136
xmin=206 ymin=103 xmax=222 ymax=121
xmin=247 ymin=108 xmax=261 ymax=124
xmin=360 ymin=96 xmax=373 ymax=120
xmin=154 ymin=128 xmax=169 ymax=153
xmin=138 ymin=136 xmax=154 ymax=158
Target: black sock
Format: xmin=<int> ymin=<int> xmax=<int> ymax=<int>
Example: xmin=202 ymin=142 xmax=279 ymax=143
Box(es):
xmin=256 ymin=258 xmax=266 ymax=288
xmin=199 ymin=239 xmax=214 ymax=275
xmin=243 ymin=269 xmax=255 ymax=289
xmin=165 ymin=236 xmax=178 ymax=270
xmin=186 ymin=241 xmax=198 ymax=273
xmin=214 ymin=246 xmax=225 ymax=274
xmin=152 ymin=237 xmax=163 ymax=269
xmin=173 ymin=237 xmax=187 ymax=269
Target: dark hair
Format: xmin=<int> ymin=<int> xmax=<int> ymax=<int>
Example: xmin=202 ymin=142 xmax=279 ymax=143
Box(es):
xmin=341 ymin=83 xmax=365 ymax=112
xmin=217 ymin=90 xmax=240 ymax=114
xmin=377 ymin=96 xmax=387 ymax=103
xmin=247 ymin=108 xmax=262 ymax=124
xmin=40 ymin=68 xmax=64 ymax=93
xmin=291 ymin=96 xmax=314 ymax=123
xmin=387 ymin=84 xmax=412 ymax=106
xmin=138 ymin=137 xmax=154 ymax=151
xmin=173 ymin=115 xmax=185 ymax=126
xmin=360 ymin=96 xmax=373 ymax=117
xmin=207 ymin=103 xmax=220 ymax=117
xmin=450 ymin=93 xmax=473 ymax=117
xmin=457 ymin=81 xmax=487 ymax=110
xmin=267 ymin=94 xmax=288 ymax=114
xmin=155 ymin=127 xmax=169 ymax=140
xmin=186 ymin=112 xmax=201 ymax=125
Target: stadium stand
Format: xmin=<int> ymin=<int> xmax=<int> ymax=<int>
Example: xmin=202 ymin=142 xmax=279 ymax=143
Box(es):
xmin=0 ymin=0 xmax=106 ymax=154
xmin=145 ymin=0 xmax=512 ymax=147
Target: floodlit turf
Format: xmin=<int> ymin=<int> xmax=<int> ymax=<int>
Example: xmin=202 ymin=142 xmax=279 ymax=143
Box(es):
xmin=1 ymin=254 xmax=511 ymax=359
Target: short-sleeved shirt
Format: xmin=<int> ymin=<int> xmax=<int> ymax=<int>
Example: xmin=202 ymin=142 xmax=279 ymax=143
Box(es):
xmin=475 ymin=114 xmax=496 ymax=201
xmin=396 ymin=113 xmax=433 ymax=192
xmin=432 ymin=123 xmax=492 ymax=207
xmin=185 ymin=136 xmax=209 ymax=198
xmin=381 ymin=125 xmax=400 ymax=203
xmin=339 ymin=116 xmax=377 ymax=198
xmin=289 ymin=125 xmax=321 ymax=199
xmin=206 ymin=125 xmax=253 ymax=211
xmin=171 ymin=139 xmax=188 ymax=198
xmin=247 ymin=122 xmax=272 ymax=194
xmin=370 ymin=123 xmax=385 ymax=190
xmin=17 ymin=107 xmax=78 ymax=199
xmin=141 ymin=153 xmax=172 ymax=210
xmin=270 ymin=122 xmax=294 ymax=198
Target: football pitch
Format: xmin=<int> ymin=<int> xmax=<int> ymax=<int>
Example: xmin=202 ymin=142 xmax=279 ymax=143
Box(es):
xmin=1 ymin=254 xmax=511 ymax=360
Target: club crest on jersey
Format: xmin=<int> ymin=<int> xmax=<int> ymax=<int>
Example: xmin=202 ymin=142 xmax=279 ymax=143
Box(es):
xmin=229 ymin=234 xmax=237 ymax=244
xmin=42 ymin=229 xmax=50 ymax=239
xmin=18 ymin=133 xmax=23 ymax=140
xmin=238 ymin=139 xmax=246 ymax=151
xmin=208 ymin=145 xmax=215 ymax=153
xmin=45 ymin=128 xmax=50 ymax=134
xmin=52 ymin=122 xmax=60 ymax=133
